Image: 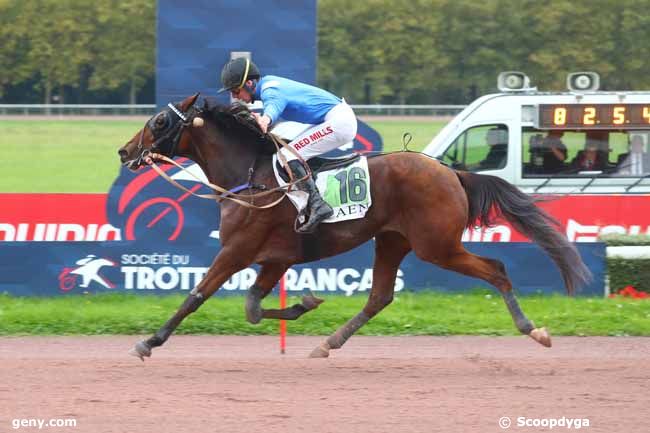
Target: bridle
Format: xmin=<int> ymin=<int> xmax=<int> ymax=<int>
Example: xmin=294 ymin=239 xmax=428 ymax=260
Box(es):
xmin=131 ymin=102 xmax=198 ymax=167
xmin=128 ymin=99 xmax=311 ymax=210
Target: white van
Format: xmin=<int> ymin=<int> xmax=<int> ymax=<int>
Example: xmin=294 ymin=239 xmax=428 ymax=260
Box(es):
xmin=423 ymin=72 xmax=650 ymax=194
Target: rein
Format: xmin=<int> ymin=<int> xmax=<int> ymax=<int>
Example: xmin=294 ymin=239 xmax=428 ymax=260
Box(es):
xmin=148 ymin=131 xmax=310 ymax=209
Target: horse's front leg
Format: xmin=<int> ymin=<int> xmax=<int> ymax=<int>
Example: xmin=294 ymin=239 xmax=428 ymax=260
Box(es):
xmin=245 ymin=263 xmax=324 ymax=324
xmin=130 ymin=248 xmax=248 ymax=360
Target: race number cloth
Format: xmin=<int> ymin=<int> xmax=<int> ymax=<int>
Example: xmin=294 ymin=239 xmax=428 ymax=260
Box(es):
xmin=272 ymin=154 xmax=372 ymax=223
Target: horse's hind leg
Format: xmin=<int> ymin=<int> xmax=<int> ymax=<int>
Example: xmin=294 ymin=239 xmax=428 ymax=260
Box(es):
xmin=434 ymin=248 xmax=551 ymax=347
xmin=246 ymin=263 xmax=324 ymax=324
xmin=310 ymin=232 xmax=411 ymax=358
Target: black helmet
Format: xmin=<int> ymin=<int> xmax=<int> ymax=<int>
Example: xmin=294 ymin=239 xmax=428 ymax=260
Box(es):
xmin=219 ymin=58 xmax=261 ymax=92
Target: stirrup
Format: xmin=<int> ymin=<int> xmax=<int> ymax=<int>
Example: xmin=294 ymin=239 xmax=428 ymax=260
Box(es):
xmin=293 ymin=210 xmax=308 ymax=232
xmin=295 ymin=202 xmax=333 ymax=234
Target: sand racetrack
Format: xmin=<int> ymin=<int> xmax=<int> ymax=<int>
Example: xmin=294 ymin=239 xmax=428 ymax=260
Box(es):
xmin=1 ymin=336 xmax=648 ymax=433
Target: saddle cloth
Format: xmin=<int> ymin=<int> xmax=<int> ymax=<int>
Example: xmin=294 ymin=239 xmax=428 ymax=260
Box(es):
xmin=272 ymin=153 xmax=372 ymax=223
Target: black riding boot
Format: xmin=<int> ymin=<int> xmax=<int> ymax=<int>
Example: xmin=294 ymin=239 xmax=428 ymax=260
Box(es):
xmin=288 ymin=160 xmax=334 ymax=233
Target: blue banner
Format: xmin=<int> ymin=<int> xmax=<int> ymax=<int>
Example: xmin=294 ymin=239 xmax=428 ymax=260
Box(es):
xmin=0 ymin=242 xmax=605 ymax=297
xmin=157 ymin=0 xmax=317 ymax=106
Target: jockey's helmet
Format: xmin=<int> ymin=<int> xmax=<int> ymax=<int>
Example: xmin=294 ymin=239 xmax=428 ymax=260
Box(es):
xmin=219 ymin=58 xmax=261 ymax=93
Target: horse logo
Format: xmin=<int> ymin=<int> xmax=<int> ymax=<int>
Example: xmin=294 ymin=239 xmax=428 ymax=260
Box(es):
xmin=58 ymin=255 xmax=117 ymax=292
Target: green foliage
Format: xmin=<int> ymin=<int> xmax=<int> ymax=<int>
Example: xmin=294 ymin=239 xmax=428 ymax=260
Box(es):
xmin=319 ymin=0 xmax=445 ymax=103
xmin=595 ymin=235 xmax=650 ymax=293
xmin=0 ymin=0 xmax=26 ymax=97
xmin=599 ymin=234 xmax=650 ymax=246
xmin=608 ymin=258 xmax=650 ymax=293
xmin=90 ymin=0 xmax=155 ymax=103
xmin=0 ymin=0 xmax=155 ymax=103
xmin=1 ymin=291 xmax=649 ymax=336
xmin=600 ymin=233 xmax=650 ymax=293
xmin=4 ymin=1 xmax=650 ymax=103
xmin=11 ymin=0 xmax=96 ymax=102
xmin=318 ymin=0 xmax=650 ymax=102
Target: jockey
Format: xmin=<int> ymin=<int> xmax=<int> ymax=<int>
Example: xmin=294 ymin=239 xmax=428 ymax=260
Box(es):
xmin=219 ymin=57 xmax=358 ymax=233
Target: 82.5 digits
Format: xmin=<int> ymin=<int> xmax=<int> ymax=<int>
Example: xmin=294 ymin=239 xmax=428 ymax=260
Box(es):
xmin=538 ymin=104 xmax=650 ymax=129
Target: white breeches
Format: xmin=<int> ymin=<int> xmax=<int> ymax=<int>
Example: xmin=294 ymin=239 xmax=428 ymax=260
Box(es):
xmin=279 ymin=101 xmax=358 ymax=161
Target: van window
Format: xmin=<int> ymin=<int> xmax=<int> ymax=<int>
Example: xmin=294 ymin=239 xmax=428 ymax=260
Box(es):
xmin=521 ymin=128 xmax=650 ymax=177
xmin=441 ymin=124 xmax=508 ymax=172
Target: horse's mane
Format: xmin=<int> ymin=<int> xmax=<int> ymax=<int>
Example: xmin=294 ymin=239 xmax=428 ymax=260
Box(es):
xmin=201 ymin=99 xmax=278 ymax=155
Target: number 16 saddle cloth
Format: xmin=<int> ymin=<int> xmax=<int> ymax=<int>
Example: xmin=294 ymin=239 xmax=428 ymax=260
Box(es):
xmin=272 ymin=153 xmax=373 ymax=223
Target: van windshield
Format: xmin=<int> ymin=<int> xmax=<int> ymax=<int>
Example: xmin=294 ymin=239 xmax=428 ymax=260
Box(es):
xmin=521 ymin=128 xmax=650 ymax=178
xmin=441 ymin=124 xmax=508 ymax=172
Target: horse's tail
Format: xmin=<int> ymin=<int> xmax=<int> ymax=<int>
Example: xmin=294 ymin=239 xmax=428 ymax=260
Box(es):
xmin=455 ymin=170 xmax=591 ymax=294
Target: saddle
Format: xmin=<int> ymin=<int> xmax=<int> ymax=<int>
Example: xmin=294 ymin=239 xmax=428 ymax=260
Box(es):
xmin=275 ymin=154 xmax=360 ymax=182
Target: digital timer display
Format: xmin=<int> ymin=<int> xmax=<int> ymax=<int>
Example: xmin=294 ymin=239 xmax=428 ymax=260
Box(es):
xmin=537 ymin=104 xmax=650 ymax=129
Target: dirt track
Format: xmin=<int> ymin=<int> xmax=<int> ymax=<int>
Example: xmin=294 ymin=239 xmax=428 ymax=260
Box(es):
xmin=1 ymin=336 xmax=648 ymax=433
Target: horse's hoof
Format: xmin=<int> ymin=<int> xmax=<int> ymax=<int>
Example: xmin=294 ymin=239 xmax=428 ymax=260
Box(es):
xmin=309 ymin=343 xmax=331 ymax=358
xmin=529 ymin=327 xmax=552 ymax=347
xmin=245 ymin=307 xmax=262 ymax=325
xmin=129 ymin=341 xmax=152 ymax=361
xmin=245 ymin=297 xmax=263 ymax=324
xmin=302 ymin=294 xmax=325 ymax=310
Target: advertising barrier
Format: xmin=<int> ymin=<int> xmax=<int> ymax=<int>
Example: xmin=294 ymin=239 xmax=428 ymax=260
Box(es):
xmin=2 ymin=193 xmax=648 ymax=244
xmin=0 ymin=241 xmax=605 ymax=296
xmin=0 ymin=171 xmax=610 ymax=298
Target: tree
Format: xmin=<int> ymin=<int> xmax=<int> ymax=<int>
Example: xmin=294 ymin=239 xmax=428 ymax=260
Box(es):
xmin=89 ymin=0 xmax=155 ymax=104
xmin=318 ymin=0 xmax=386 ymax=102
xmin=612 ymin=0 xmax=650 ymax=90
xmin=525 ymin=0 xmax=616 ymax=90
xmin=0 ymin=0 xmax=30 ymax=97
xmin=12 ymin=0 xmax=95 ymax=103
xmin=319 ymin=0 xmax=446 ymax=104
xmin=319 ymin=0 xmax=650 ymax=102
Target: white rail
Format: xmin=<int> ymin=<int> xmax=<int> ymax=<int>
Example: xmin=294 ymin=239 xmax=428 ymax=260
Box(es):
xmin=0 ymin=104 xmax=466 ymax=117
xmin=351 ymin=104 xmax=466 ymax=116
xmin=0 ymin=104 xmax=157 ymax=115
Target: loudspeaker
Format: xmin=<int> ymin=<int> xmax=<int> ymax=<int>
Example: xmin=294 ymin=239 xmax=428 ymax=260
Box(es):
xmin=497 ymin=71 xmax=531 ymax=91
xmin=567 ymin=72 xmax=600 ymax=92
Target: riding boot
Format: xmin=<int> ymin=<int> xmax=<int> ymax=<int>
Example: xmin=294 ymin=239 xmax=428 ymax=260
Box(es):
xmin=287 ymin=160 xmax=333 ymax=233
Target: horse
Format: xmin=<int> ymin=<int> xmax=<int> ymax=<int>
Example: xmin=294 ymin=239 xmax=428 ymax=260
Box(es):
xmin=118 ymin=94 xmax=591 ymax=359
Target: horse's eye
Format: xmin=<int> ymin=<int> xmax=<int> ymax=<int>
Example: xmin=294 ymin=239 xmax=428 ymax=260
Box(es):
xmin=155 ymin=115 xmax=166 ymax=127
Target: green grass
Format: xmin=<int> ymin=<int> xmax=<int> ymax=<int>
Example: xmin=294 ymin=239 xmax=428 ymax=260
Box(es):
xmin=1 ymin=291 xmax=649 ymax=336
xmin=369 ymin=119 xmax=446 ymax=153
xmin=0 ymin=119 xmax=140 ymax=193
xmin=0 ymin=118 xmax=444 ymax=193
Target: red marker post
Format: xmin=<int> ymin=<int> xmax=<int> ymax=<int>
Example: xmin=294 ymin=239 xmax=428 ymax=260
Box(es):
xmin=279 ymin=275 xmax=287 ymax=354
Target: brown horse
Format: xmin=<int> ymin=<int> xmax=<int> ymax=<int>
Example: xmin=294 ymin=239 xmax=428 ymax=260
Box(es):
xmin=118 ymin=94 xmax=590 ymax=359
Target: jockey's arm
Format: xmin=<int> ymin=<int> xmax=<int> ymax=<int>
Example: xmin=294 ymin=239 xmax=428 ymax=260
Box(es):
xmin=260 ymin=86 xmax=288 ymax=126
xmin=253 ymin=112 xmax=272 ymax=133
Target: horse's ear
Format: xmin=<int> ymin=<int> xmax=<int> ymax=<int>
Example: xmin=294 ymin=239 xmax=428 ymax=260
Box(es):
xmin=179 ymin=93 xmax=201 ymax=111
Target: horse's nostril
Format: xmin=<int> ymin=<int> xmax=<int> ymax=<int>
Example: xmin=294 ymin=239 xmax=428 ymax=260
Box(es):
xmin=118 ymin=149 xmax=129 ymax=161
